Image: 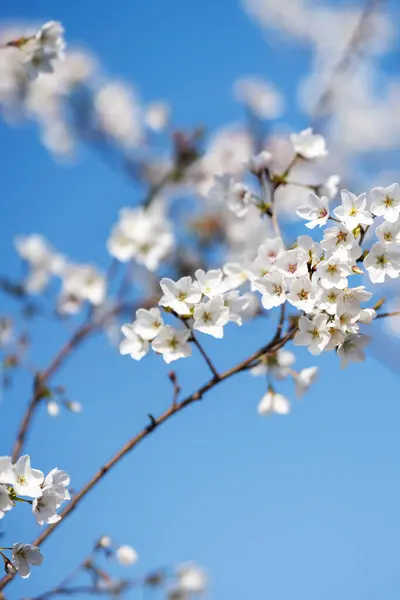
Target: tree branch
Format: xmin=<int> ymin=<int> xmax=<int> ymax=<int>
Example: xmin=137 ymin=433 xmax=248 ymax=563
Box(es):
xmin=0 ymin=324 xmax=297 ymax=592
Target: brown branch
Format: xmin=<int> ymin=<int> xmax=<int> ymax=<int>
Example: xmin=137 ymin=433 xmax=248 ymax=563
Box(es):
xmin=0 ymin=324 xmax=297 ymax=592
xmin=375 ymin=311 xmax=400 ymax=319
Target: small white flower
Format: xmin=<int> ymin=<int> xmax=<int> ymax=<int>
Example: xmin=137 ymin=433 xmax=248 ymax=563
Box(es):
xmin=333 ymin=189 xmax=373 ymax=230
xmin=0 ymin=457 xmax=15 ymax=485
xmin=0 ymin=484 xmax=13 ymax=519
xmin=318 ymin=288 xmax=343 ymax=315
xmin=145 ymin=101 xmax=170 ymax=132
xmin=287 ymin=276 xmax=319 ymax=313
xmin=61 ymin=264 xmax=106 ymax=307
xmin=43 ymin=468 xmax=70 ymax=502
xmin=98 ymin=535 xmax=112 ymax=548
xmin=159 ymin=276 xmax=202 ymax=315
xmin=151 ymin=326 xmax=192 ymax=363
xmin=363 ymin=242 xmax=400 ymax=283
xmin=371 ymin=183 xmax=400 ymax=223
xmin=321 ymin=225 xmax=361 ymax=262
xmin=223 ymin=262 xmax=249 ymax=288
xmin=290 ymin=128 xmax=327 ymax=159
xmin=296 ymin=193 xmax=329 ymax=229
xmin=337 ymin=286 xmax=373 ymax=315
xmin=253 ymin=272 xmax=286 ymax=310
xmin=257 ymin=391 xmax=290 ymax=415
xmin=176 ymin=564 xmax=207 ymax=594
xmin=208 ymin=175 xmax=252 ymax=217
xmin=120 ymin=324 xmax=149 ymax=361
xmin=193 ymin=296 xmax=230 ymax=338
xmin=11 ymin=455 xmax=44 ymax=498
xmin=315 ymin=257 xmax=351 ymax=289
xmin=12 ymin=543 xmax=43 ymax=579
xmin=195 ymin=269 xmax=225 ymax=298
xmin=335 ymin=310 xmax=360 ymax=334
xmin=375 ymin=221 xmax=400 ymax=245
xmin=294 ymin=367 xmax=318 ymax=398
xmin=247 ymin=151 xmax=272 ymax=174
xmin=32 ymin=488 xmax=62 ymax=526
xmin=293 ymin=314 xmax=330 ymax=355
xmin=222 ymin=291 xmax=252 ymax=325
xmin=275 ymin=248 xmax=309 ymax=279
xmin=337 ymin=333 xmax=371 ymax=369
xmin=358 ymin=308 xmax=376 ymax=324
xmin=116 ymin=545 xmax=138 ymax=566
xmin=46 ymin=401 xmax=60 ymax=417
xmin=132 ymin=308 xmax=164 ymax=341
xmin=64 ymin=400 xmax=83 ymax=413
xmin=296 ymin=235 xmax=324 ymax=267
xmin=318 ymin=175 xmax=340 ymax=200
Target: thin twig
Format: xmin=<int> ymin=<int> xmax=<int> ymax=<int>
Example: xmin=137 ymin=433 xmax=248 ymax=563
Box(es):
xmin=375 ymin=311 xmax=400 ymax=319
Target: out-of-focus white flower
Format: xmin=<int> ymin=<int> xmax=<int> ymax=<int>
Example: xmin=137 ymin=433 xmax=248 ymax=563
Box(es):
xmin=318 ymin=175 xmax=340 ymax=200
xmin=337 ymin=333 xmax=371 ymax=368
xmin=116 ymin=545 xmax=138 ymax=566
xmin=15 ymin=234 xmax=65 ymax=294
xmin=294 ymin=314 xmax=330 ymax=355
xmin=290 ymin=128 xmax=327 ymax=159
xmin=11 ymin=543 xmax=43 ymax=578
xmin=94 ymin=82 xmax=143 ymax=148
xmin=234 ymin=76 xmax=284 ymax=119
xmin=32 ymin=488 xmax=62 ymax=526
xmin=258 ymin=390 xmax=290 ymax=415
xmin=46 ymin=401 xmax=60 ymax=417
xmin=145 ymin=101 xmax=170 ymax=132
xmin=208 ymin=174 xmax=253 ymax=217
xmin=195 ymin=269 xmax=225 ymax=298
xmin=64 ymin=400 xmax=83 ymax=414
xmin=176 ymin=564 xmax=207 ymax=594
xmin=61 ymin=264 xmax=106 ymax=307
xmin=251 ymin=349 xmax=295 ymax=380
xmin=294 ymin=367 xmax=318 ymax=398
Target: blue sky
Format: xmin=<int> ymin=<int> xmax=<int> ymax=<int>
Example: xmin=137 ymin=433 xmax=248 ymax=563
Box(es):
xmin=1 ymin=1 xmax=400 ymax=599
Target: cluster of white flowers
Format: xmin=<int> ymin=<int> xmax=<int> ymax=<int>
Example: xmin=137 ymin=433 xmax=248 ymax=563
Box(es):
xmin=119 ymin=269 xmax=257 ymax=364
xmin=15 ymin=233 xmax=107 ymax=313
xmin=168 ymin=564 xmax=207 ymax=600
xmin=0 ymin=455 xmax=70 ymax=578
xmin=107 ymin=202 xmax=174 ymax=271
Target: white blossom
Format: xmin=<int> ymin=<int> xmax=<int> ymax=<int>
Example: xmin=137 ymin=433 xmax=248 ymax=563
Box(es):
xmin=145 ymin=101 xmax=170 ymax=132
xmin=159 ymin=276 xmax=202 ymax=315
xmin=293 ymin=314 xmax=330 ymax=355
xmin=253 ymin=272 xmax=286 ymax=310
xmin=11 ymin=543 xmax=43 ymax=579
xmin=10 ymin=455 xmax=44 ymax=498
xmin=371 ymin=183 xmax=400 ymax=222
xmin=363 ymin=242 xmax=400 ymax=283
xmin=319 ymin=175 xmax=340 ymax=200
xmin=120 ymin=324 xmax=149 ymax=361
xmin=46 ymin=401 xmax=60 ymax=417
xmin=287 ymin=276 xmax=319 ymax=313
xmin=258 ymin=391 xmax=290 ymax=415
xmin=337 ymin=333 xmax=371 ymax=369
xmin=290 ymin=128 xmax=327 ymax=159
xmin=223 ymin=262 xmax=249 ymax=288
xmin=315 ymin=257 xmax=351 ymax=289
xmin=151 ymin=326 xmax=192 ymax=363
xmin=275 ymin=248 xmax=309 ymax=279
xmin=296 ymin=193 xmax=329 ymax=228
xmin=193 ymin=297 xmax=230 ymax=338
xmin=116 ymin=545 xmax=138 ymax=566
xmin=0 ymin=484 xmax=13 ymax=519
xmin=375 ymin=220 xmax=400 ymax=245
xmin=318 ymin=288 xmax=343 ymax=315
xmin=195 ymin=269 xmax=225 ymax=298
xmin=321 ymin=225 xmax=361 ymax=262
xmin=61 ymin=264 xmax=106 ymax=307
xmin=333 ymin=190 xmax=373 ymax=230
xmin=43 ymin=468 xmax=70 ymax=502
xmin=176 ymin=564 xmax=207 ymax=594
xmin=32 ymin=488 xmax=62 ymax=526
xmin=294 ymin=367 xmax=318 ymax=398
xmin=208 ymin=175 xmax=252 ymax=217
xmin=132 ymin=308 xmax=164 ymax=341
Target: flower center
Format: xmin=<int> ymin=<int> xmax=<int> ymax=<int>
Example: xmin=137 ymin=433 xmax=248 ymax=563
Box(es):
xmin=376 ymin=254 xmax=387 ymax=266
xmin=384 ymin=232 xmax=393 ymax=242
xmin=288 ymin=263 xmax=297 ymax=274
xmin=384 ymin=195 xmax=394 ymax=207
xmin=298 ymin=289 xmax=309 ymax=300
xmin=273 ymin=285 xmax=282 ymax=295
xmin=327 ymin=264 xmax=338 ymax=275
xmin=349 ymin=207 xmax=358 ymax=217
xmin=336 ymin=231 xmax=347 ymax=244
xmin=17 ymin=476 xmax=27 ymax=486
xmin=203 ymin=311 xmax=212 ymax=323
xmin=178 ymin=292 xmax=187 ymax=301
